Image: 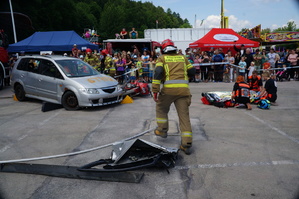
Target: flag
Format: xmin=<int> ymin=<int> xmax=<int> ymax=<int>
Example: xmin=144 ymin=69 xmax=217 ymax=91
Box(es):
xmin=200 ymin=19 xmax=204 ymax=26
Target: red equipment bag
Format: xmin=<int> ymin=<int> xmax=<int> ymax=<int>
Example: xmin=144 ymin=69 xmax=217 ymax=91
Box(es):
xmin=201 ymin=96 xmax=210 ymax=105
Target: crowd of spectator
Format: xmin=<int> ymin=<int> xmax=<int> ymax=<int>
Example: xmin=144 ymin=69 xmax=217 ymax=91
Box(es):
xmin=69 ymin=44 xmax=299 ymax=84
xmin=7 ymin=44 xmax=299 ymax=86
xmin=183 ymin=46 xmax=299 ymax=83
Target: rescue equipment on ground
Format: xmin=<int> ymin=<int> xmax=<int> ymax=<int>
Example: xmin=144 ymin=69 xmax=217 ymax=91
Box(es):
xmin=201 ymin=91 xmax=264 ymax=108
xmin=0 ymin=139 xmax=178 ymax=183
xmin=257 ymin=99 xmax=271 ymax=109
xmin=79 ymin=139 xmax=178 ymax=172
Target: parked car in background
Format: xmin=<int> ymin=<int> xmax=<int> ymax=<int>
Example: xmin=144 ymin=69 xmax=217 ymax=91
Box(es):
xmin=10 ymin=55 xmax=124 ymax=110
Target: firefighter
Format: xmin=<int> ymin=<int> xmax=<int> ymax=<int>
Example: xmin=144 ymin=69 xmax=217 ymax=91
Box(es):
xmin=101 ymin=49 xmax=115 ymax=77
xmin=232 ymin=75 xmax=252 ymax=110
xmin=152 ymin=39 xmax=195 ymax=155
xmin=248 ymin=71 xmax=263 ymax=92
xmin=83 ymin=48 xmax=100 ymax=70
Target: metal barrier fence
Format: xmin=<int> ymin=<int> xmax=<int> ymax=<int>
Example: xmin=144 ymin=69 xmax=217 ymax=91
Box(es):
xmin=112 ymin=62 xmax=299 ymax=79
xmin=193 ymin=62 xmax=299 ymax=72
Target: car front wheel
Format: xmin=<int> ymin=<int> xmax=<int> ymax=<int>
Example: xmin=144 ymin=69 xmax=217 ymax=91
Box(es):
xmin=62 ymin=91 xmax=80 ymax=110
xmin=15 ymin=84 xmax=27 ymax=101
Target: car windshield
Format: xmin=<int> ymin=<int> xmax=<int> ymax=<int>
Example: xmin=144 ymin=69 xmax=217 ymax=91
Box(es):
xmin=56 ymin=59 xmax=99 ymax=77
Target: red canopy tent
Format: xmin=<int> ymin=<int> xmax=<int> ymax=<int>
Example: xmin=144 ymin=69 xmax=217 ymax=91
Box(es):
xmin=189 ymin=28 xmax=259 ymax=52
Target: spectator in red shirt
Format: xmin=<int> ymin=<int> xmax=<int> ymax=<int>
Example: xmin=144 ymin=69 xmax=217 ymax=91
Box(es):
xmin=120 ymin=28 xmax=128 ymax=39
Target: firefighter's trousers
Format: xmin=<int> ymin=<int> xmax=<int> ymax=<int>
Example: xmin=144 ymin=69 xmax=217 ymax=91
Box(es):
xmin=156 ymin=93 xmax=192 ymax=147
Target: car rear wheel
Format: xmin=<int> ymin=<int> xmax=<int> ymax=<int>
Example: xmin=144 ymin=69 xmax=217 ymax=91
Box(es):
xmin=15 ymin=84 xmax=27 ymax=101
xmin=62 ymin=91 xmax=80 ymax=110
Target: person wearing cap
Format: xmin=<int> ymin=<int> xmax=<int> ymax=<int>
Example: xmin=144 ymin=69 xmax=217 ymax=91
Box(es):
xmin=152 ymin=39 xmax=195 ymax=155
xmin=234 ymin=44 xmax=246 ymax=56
xmin=72 ymin=44 xmax=79 ymax=58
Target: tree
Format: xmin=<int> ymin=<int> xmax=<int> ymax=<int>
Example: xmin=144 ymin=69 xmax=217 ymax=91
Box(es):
xmin=273 ymin=21 xmax=297 ymax=32
xmin=1 ymin=0 xmax=192 ymax=43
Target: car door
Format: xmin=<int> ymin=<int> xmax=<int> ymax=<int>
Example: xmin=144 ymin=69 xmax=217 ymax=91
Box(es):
xmin=16 ymin=58 xmax=39 ymax=95
xmin=35 ymin=59 xmax=63 ymax=100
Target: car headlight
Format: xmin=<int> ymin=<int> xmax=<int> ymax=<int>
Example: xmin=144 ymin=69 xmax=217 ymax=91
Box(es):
xmin=80 ymin=88 xmax=100 ymax=94
xmin=117 ymin=84 xmax=123 ymax=92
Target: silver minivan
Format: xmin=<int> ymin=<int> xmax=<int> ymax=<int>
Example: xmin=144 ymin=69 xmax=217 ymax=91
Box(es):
xmin=10 ymin=55 xmax=124 ymax=110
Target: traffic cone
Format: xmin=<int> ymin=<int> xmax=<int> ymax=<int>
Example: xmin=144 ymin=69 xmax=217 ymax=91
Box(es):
xmin=121 ymin=95 xmax=134 ymax=104
xmin=13 ymin=94 xmax=18 ymax=101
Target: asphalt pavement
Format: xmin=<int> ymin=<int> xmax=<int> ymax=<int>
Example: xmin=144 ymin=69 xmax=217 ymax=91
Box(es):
xmin=0 ymin=81 xmax=299 ymax=199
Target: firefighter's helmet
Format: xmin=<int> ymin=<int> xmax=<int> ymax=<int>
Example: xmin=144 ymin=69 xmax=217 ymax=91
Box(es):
xmin=86 ymin=48 xmax=92 ymax=53
xmin=101 ymin=49 xmax=109 ymax=55
xmin=161 ymin=39 xmax=177 ymax=53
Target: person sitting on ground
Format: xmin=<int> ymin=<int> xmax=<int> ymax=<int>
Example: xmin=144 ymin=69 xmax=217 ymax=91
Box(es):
xmin=231 ymin=75 xmax=252 ymax=110
xmin=260 ymin=71 xmax=278 ymax=105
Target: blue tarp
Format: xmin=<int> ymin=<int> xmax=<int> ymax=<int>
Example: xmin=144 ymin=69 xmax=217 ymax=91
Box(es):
xmin=7 ymin=31 xmax=98 ymax=53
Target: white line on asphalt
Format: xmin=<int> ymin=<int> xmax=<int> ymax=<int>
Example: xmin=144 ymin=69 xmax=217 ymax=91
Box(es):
xmin=39 ymin=111 xmax=61 ymax=126
xmin=1 ymin=112 xmax=61 ymax=154
xmin=175 ymin=160 xmax=299 ymax=170
xmin=0 ymin=145 xmax=11 ymax=153
xmin=244 ymin=111 xmax=299 ymax=145
xmin=17 ymin=134 xmax=28 ymax=141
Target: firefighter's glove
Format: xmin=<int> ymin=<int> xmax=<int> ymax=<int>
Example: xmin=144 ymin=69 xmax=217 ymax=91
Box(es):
xmin=153 ymin=92 xmax=159 ymax=102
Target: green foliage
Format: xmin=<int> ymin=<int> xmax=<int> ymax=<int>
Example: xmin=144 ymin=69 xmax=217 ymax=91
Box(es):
xmin=273 ymin=21 xmax=298 ymax=32
xmin=1 ymin=0 xmax=191 ymax=42
xmin=261 ymin=28 xmax=271 ymax=34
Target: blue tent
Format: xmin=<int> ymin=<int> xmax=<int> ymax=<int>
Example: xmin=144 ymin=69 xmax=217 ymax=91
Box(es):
xmin=7 ymin=31 xmax=98 ymax=53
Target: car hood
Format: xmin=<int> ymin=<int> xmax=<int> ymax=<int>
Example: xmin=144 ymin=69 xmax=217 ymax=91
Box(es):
xmin=71 ymin=75 xmax=119 ymax=88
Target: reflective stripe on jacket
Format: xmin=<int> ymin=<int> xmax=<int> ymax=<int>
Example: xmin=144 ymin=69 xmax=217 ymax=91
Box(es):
xmin=152 ymin=54 xmax=193 ymax=94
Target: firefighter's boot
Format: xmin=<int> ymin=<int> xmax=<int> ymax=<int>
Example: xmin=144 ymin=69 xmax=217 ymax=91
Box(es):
xmin=180 ymin=145 xmax=191 ymax=155
xmin=181 ymin=136 xmax=192 ymax=155
xmin=154 ymin=129 xmax=168 ymax=138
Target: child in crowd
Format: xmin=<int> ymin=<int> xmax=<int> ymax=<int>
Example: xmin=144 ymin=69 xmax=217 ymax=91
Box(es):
xmin=142 ymin=56 xmax=150 ymax=82
xmin=223 ymin=64 xmax=230 ymax=83
xmin=263 ymin=61 xmax=271 ymax=72
xmin=238 ymin=56 xmax=246 ymax=77
xmin=276 ymin=64 xmax=287 ymax=81
xmin=248 ymin=61 xmax=256 ymax=77
xmin=136 ymin=57 xmax=143 ymax=81
xmin=130 ymin=65 xmax=136 ymax=82
xmin=148 ymin=57 xmax=155 ymax=83
xmin=193 ymin=54 xmax=201 ymax=82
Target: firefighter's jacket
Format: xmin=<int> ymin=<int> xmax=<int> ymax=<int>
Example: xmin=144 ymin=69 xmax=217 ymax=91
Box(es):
xmin=104 ymin=56 xmax=114 ymax=71
xmin=152 ymin=53 xmax=195 ymax=96
xmin=84 ymin=54 xmax=100 ymax=69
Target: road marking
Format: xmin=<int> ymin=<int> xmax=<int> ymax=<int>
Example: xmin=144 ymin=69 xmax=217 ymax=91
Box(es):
xmin=175 ymin=160 xmax=299 ymax=170
xmin=1 ymin=112 xmax=61 ymax=154
xmin=39 ymin=111 xmax=61 ymax=126
xmin=17 ymin=134 xmax=28 ymax=141
xmin=244 ymin=111 xmax=299 ymax=145
xmin=0 ymin=145 xmax=11 ymax=153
